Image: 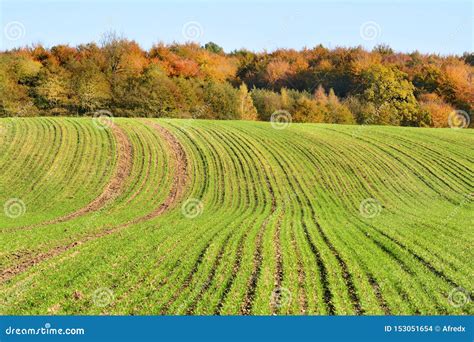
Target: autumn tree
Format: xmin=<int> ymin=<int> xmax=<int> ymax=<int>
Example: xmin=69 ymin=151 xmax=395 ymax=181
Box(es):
xmin=101 ymin=31 xmax=147 ymax=110
xmin=0 ymin=56 xmax=31 ymax=116
xmin=418 ymin=93 xmax=453 ymax=127
xmin=238 ymin=83 xmax=258 ymax=120
xmin=358 ymin=64 xmax=428 ymax=126
xmin=204 ymin=42 xmax=224 ymax=54
xmin=293 ymin=96 xmax=322 ymax=123
xmin=35 ymin=68 xmax=73 ymax=115
xmin=251 ymin=88 xmax=282 ymax=121
xmin=74 ymin=63 xmax=111 ymax=113
xmin=0 ymin=36 xmax=471 ymax=125
xmin=325 ymin=88 xmax=355 ymax=124
xmin=203 ymin=80 xmax=240 ymax=120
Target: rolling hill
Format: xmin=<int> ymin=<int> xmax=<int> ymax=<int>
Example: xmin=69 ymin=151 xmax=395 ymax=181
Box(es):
xmin=0 ymin=117 xmax=472 ymax=315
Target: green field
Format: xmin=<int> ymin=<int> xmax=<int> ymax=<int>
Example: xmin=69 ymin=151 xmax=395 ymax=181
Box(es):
xmin=0 ymin=117 xmax=472 ymax=315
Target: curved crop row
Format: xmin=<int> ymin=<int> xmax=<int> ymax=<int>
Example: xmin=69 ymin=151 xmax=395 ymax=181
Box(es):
xmin=0 ymin=118 xmax=472 ymax=315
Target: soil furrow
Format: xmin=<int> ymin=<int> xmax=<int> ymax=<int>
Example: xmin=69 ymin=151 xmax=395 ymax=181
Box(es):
xmin=367 ymin=274 xmax=391 ymax=315
xmin=214 ymin=219 xmax=257 ymax=315
xmin=9 ymin=122 xmax=134 ymax=231
xmin=0 ymin=122 xmax=188 ymax=283
xmin=240 ymin=169 xmax=277 ymax=315
xmin=271 ymin=215 xmax=284 ymax=314
xmin=185 ymin=232 xmax=233 ymax=315
xmin=289 ymin=224 xmax=309 ymax=314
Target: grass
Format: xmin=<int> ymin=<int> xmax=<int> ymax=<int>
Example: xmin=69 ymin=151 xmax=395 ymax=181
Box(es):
xmin=0 ymin=117 xmax=472 ymax=315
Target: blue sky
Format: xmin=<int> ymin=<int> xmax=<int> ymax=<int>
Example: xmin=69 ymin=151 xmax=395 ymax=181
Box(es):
xmin=0 ymin=0 xmax=472 ymax=54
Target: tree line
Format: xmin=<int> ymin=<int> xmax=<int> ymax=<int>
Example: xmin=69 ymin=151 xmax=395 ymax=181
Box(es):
xmin=0 ymin=33 xmax=472 ymax=127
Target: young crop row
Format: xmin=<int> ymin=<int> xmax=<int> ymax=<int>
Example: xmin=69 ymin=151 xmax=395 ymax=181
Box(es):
xmin=0 ymin=118 xmax=472 ymax=315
